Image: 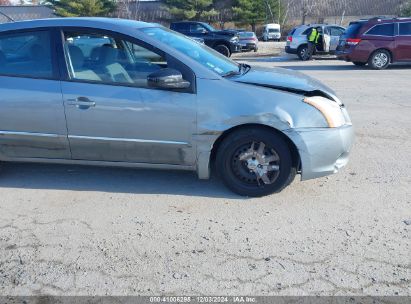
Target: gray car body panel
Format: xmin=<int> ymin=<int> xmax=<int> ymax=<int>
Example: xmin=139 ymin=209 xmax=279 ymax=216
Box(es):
xmin=0 ymin=18 xmax=354 ymax=182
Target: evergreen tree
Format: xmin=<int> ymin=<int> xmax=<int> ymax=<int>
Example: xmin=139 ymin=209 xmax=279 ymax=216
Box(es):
xmin=163 ymin=0 xmax=217 ymax=20
xmin=401 ymin=0 xmax=411 ymax=16
xmin=233 ymin=0 xmax=281 ymax=31
xmin=49 ymin=0 xmax=117 ymax=17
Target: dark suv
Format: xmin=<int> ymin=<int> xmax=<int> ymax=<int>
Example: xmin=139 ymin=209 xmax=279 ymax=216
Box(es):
xmin=337 ymin=17 xmax=411 ymax=69
xmin=170 ymin=21 xmax=241 ymax=57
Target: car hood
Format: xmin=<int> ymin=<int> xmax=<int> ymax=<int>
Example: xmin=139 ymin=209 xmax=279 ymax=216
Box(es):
xmin=232 ymin=66 xmax=338 ymax=101
xmin=212 ymin=30 xmax=237 ymax=37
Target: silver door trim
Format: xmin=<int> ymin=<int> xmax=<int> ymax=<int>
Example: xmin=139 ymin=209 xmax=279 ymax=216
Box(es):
xmin=68 ymin=135 xmax=189 ymax=145
xmin=0 ymin=130 xmax=63 ymax=138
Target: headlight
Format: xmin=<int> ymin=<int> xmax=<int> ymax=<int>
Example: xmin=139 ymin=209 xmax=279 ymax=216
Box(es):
xmin=303 ymin=96 xmax=346 ymax=128
xmin=230 ymin=36 xmax=239 ymax=43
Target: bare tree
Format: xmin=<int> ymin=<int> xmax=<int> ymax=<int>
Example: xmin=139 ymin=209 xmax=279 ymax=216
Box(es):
xmin=301 ymin=0 xmax=317 ymax=24
xmin=280 ymin=0 xmax=294 ymax=26
xmin=116 ymin=0 xmax=140 ymax=20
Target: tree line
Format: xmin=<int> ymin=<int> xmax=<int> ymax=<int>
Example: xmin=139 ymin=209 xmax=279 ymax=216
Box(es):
xmin=3 ymin=0 xmax=409 ymax=29
xmin=44 ymin=0 xmax=283 ymax=31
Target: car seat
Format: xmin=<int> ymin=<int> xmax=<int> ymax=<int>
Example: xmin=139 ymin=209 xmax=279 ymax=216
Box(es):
xmin=67 ymin=45 xmax=101 ymax=81
xmin=99 ymin=45 xmax=133 ymax=84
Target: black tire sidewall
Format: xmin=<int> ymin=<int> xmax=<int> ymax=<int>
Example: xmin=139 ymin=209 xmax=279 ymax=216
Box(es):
xmin=216 ymin=129 xmax=293 ymax=197
xmin=298 ymin=45 xmax=308 ymax=61
xmin=215 ymin=44 xmax=230 ymax=57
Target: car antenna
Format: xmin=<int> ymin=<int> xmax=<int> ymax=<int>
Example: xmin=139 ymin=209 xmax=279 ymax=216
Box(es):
xmin=0 ymin=9 xmax=15 ymax=22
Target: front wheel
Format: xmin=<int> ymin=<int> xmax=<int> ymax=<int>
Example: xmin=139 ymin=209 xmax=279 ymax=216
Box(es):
xmin=368 ymin=50 xmax=390 ymax=70
xmin=214 ymin=44 xmax=231 ymax=57
xmin=216 ymin=128 xmax=296 ymax=197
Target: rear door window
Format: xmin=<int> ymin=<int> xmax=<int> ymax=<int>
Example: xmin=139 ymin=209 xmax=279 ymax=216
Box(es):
xmin=0 ymin=30 xmax=54 ymax=78
xmin=171 ymin=23 xmax=189 ymax=32
xmin=399 ymin=22 xmax=411 ymax=36
xmin=330 ymin=27 xmax=345 ymax=36
xmin=302 ymin=28 xmax=312 ymax=35
xmin=366 ymin=24 xmax=395 ymax=36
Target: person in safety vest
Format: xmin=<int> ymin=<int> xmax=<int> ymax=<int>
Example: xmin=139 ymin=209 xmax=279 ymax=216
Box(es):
xmin=306 ymin=26 xmax=321 ymax=60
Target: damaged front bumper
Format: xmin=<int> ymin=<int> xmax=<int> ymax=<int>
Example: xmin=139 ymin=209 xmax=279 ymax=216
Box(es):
xmin=284 ymin=124 xmax=354 ymax=181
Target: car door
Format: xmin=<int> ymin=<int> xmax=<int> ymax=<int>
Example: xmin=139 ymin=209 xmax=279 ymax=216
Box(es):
xmin=59 ymin=28 xmax=196 ymax=166
xmin=0 ymin=28 xmax=70 ymax=159
xmin=328 ymin=26 xmax=345 ymax=51
xmin=396 ymin=22 xmax=411 ymax=61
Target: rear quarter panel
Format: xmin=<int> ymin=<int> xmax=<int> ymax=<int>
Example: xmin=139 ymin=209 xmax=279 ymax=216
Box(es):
xmin=355 ymin=35 xmax=396 ymax=62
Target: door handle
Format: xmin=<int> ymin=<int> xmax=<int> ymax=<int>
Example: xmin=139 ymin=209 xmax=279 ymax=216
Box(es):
xmin=66 ymin=97 xmax=96 ymax=108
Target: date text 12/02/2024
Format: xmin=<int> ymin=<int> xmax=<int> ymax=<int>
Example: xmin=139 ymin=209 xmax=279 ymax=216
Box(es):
xmin=149 ymin=296 xmax=257 ymax=303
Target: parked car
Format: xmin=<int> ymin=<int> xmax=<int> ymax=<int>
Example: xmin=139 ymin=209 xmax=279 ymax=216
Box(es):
xmin=286 ymin=24 xmax=346 ymax=60
xmin=262 ymin=23 xmax=281 ymax=41
xmin=336 ymin=17 xmax=411 ymax=69
xmin=238 ymin=31 xmax=258 ymax=52
xmin=0 ymin=18 xmax=353 ymax=197
xmin=170 ymin=21 xmax=241 ymax=57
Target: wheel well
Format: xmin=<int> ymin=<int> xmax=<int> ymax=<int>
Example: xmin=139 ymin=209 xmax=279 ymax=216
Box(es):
xmin=369 ymin=48 xmax=393 ymax=63
xmin=213 ymin=41 xmax=230 ymax=49
xmin=298 ymin=44 xmax=308 ymax=51
xmin=210 ymin=124 xmax=301 ymax=172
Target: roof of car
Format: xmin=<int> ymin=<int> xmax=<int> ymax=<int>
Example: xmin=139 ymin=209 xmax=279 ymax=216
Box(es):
xmin=354 ymin=16 xmax=411 ymax=24
xmin=299 ymin=23 xmax=342 ymax=28
xmin=171 ymin=21 xmax=206 ymax=24
xmin=0 ymin=17 xmax=155 ymax=32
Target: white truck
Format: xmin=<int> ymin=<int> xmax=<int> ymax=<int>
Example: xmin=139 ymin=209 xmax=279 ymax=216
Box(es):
xmin=262 ymin=23 xmax=281 ymax=41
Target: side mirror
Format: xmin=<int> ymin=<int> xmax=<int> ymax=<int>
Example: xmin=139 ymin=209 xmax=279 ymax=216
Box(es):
xmin=147 ymin=68 xmax=191 ymax=90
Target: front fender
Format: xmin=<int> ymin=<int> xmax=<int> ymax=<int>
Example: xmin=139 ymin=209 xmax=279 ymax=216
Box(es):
xmin=194 ymin=78 xmax=328 ymax=179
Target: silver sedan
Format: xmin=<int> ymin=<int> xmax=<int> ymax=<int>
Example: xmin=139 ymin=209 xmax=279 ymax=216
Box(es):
xmin=0 ymin=18 xmax=354 ymax=197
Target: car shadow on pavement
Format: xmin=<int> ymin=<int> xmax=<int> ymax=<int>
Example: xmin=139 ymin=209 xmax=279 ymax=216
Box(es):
xmin=0 ymin=162 xmax=241 ymax=199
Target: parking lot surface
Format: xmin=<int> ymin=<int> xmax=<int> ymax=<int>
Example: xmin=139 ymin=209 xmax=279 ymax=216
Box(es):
xmin=0 ymin=58 xmax=410 ymax=296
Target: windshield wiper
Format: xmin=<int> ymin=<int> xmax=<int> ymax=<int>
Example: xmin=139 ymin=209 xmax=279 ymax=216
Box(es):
xmin=222 ymin=70 xmax=240 ymax=77
xmin=222 ymin=63 xmax=251 ymax=78
xmin=239 ymin=63 xmax=251 ymax=75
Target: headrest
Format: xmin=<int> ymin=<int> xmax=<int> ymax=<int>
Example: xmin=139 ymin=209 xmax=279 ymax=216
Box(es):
xmin=68 ymin=45 xmax=85 ymax=69
xmin=99 ymin=45 xmax=120 ymax=64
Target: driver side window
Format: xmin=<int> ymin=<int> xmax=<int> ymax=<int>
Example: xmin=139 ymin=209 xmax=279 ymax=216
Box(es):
xmin=190 ymin=24 xmax=206 ymax=34
xmin=63 ymin=30 xmax=167 ymax=88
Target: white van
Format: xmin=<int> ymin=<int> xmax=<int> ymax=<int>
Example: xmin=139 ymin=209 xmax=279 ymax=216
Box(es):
xmin=262 ymin=23 xmax=281 ymax=41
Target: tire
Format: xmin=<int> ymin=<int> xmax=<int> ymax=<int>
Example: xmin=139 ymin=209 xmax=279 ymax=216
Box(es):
xmin=368 ymin=49 xmax=390 ymax=70
xmin=353 ymin=61 xmax=366 ymax=66
xmin=216 ymin=128 xmax=296 ymax=197
xmin=214 ymin=44 xmax=231 ymax=57
xmin=297 ymin=45 xmax=309 ymax=61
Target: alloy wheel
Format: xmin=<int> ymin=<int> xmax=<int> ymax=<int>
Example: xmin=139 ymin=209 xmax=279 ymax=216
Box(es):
xmin=231 ymin=141 xmax=280 ymax=186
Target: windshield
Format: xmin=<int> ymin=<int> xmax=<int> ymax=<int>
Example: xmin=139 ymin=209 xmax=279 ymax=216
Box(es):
xmin=141 ymin=27 xmax=240 ymax=77
xmin=268 ymin=29 xmax=280 ymax=33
